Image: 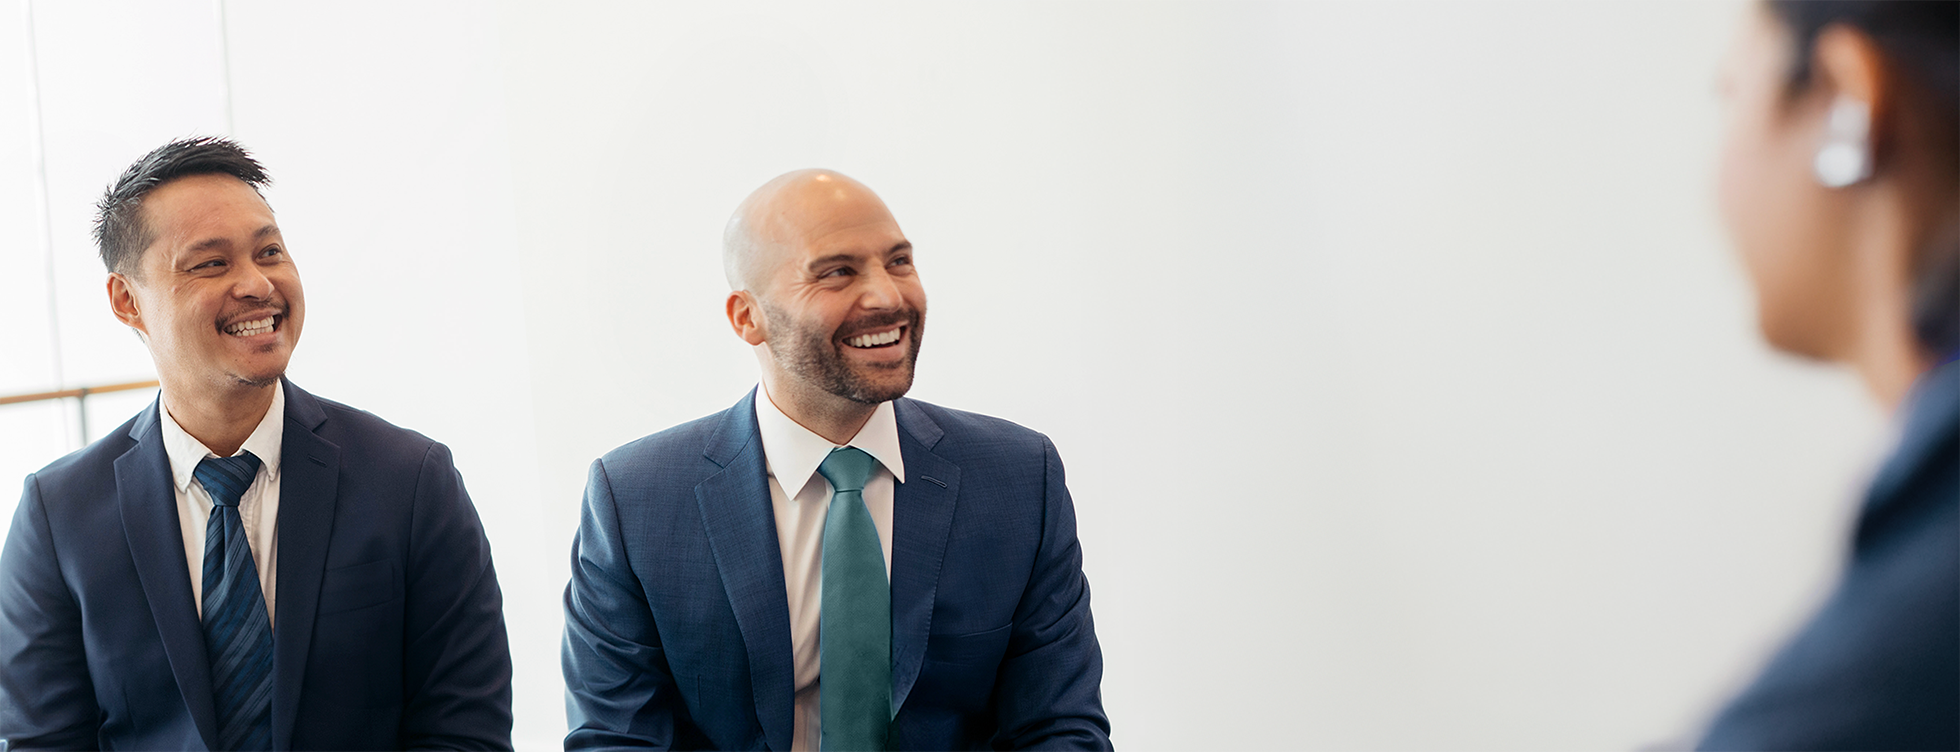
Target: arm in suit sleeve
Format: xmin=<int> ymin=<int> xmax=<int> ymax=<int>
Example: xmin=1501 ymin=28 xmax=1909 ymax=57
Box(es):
xmin=0 ymin=475 xmax=100 ymax=751
xmin=562 ymin=459 xmax=683 ymax=750
xmin=398 ymin=443 xmax=514 ymax=751
xmin=993 ymin=437 xmax=1113 ymax=750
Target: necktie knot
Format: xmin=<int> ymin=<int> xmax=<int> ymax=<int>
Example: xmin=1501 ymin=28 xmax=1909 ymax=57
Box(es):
xmin=194 ymin=452 xmax=263 ymax=509
xmin=817 ymin=446 xmax=877 ymax=495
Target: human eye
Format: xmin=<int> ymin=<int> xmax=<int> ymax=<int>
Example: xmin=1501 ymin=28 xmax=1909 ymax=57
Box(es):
xmin=189 ymin=257 xmax=227 ymax=272
xmin=259 ymin=245 xmax=285 ymax=260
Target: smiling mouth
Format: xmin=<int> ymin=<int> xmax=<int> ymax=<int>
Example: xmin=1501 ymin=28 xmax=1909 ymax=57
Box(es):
xmin=222 ymin=314 xmax=281 ymax=337
xmin=843 ymin=326 xmax=903 ymax=349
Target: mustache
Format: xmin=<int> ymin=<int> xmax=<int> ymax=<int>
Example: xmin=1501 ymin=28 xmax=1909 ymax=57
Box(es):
xmin=216 ymin=302 xmax=289 ymax=329
xmin=834 ymin=308 xmax=921 ymax=340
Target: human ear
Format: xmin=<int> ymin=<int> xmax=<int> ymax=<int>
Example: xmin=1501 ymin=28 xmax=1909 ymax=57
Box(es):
xmin=1808 ymin=26 xmax=1889 ymax=187
xmin=107 ymin=273 xmax=147 ymax=334
xmin=727 ymin=290 xmax=767 ymax=346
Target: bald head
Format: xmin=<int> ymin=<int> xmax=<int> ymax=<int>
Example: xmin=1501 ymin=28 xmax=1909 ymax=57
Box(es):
xmin=722 ymin=169 xmax=896 ymax=294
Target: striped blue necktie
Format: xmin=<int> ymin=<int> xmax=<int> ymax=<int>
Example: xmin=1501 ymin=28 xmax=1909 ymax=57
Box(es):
xmin=195 ymin=452 xmax=274 ymax=752
xmin=816 ymin=447 xmax=890 ymax=751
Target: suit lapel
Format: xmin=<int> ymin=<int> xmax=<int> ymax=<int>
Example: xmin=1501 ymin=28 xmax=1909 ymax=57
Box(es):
xmin=270 ymin=381 xmax=340 ymax=751
xmin=114 ymin=399 xmax=220 ymax=749
xmin=694 ymin=390 xmax=796 ymax=751
xmin=888 ymin=400 xmax=959 ymax=714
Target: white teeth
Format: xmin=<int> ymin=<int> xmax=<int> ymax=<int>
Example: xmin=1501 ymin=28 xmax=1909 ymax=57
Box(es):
xmin=225 ymin=316 xmax=276 ymax=337
xmin=846 ymin=328 xmax=902 ymax=348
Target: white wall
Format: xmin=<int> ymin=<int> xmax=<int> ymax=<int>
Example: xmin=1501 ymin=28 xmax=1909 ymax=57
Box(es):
xmin=3 ymin=1 xmax=1889 ymax=749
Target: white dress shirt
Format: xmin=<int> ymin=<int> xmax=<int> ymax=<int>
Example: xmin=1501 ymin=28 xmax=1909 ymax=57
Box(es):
xmin=159 ymin=381 xmax=284 ymax=625
xmin=754 ymin=384 xmax=904 ymax=752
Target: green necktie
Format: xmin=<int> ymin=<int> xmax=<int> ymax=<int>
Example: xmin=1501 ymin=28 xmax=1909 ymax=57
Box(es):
xmin=817 ymin=447 xmax=891 ymax=751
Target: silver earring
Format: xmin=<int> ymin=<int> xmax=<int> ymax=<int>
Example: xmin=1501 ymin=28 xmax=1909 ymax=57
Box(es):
xmin=1813 ymin=97 xmax=1872 ymax=189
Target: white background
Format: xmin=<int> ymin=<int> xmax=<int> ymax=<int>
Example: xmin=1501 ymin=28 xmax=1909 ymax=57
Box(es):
xmin=1 ymin=2 xmax=1890 ymax=749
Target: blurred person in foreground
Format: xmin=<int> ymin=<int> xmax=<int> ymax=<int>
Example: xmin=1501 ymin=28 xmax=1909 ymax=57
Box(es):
xmin=1702 ymin=1 xmax=1958 ymax=748
xmin=0 ymin=137 xmax=512 ymax=750
xmin=561 ymin=169 xmax=1110 ymax=750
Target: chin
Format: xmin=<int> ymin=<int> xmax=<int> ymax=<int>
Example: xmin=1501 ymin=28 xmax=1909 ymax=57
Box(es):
xmin=845 ymin=375 xmax=914 ymax=405
xmin=228 ymin=363 xmax=290 ymax=389
xmin=231 ymin=374 xmax=284 ymax=389
xmin=1756 ymin=308 xmax=1833 ymax=363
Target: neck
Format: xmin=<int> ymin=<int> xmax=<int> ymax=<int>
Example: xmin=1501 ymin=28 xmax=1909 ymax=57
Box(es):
xmin=1842 ymin=197 xmax=1936 ymax=413
xmin=1848 ymin=330 xmax=1931 ymax=411
xmin=161 ymin=379 xmax=276 ymax=457
xmin=760 ymin=373 xmax=876 ymax=445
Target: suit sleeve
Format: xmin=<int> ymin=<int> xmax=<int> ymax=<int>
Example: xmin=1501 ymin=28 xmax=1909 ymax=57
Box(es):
xmin=993 ymin=437 xmax=1113 ymax=750
xmin=562 ymin=458 xmax=683 ymax=750
xmin=0 ymin=474 xmax=100 ymax=751
xmin=398 ymin=443 xmax=514 ymax=751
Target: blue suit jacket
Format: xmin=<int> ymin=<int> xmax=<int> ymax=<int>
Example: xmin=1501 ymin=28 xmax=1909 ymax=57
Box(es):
xmin=0 ymin=379 xmax=513 ymax=750
xmin=1699 ymin=360 xmax=1960 ymax=750
xmin=562 ymin=391 xmax=1110 ymax=750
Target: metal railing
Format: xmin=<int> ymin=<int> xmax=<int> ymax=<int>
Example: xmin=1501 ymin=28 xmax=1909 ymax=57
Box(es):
xmin=0 ymin=380 xmax=160 ymax=444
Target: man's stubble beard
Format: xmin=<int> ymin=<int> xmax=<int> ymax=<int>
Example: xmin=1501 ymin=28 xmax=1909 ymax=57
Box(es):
xmin=762 ymin=300 xmax=924 ymax=405
xmin=230 ymin=372 xmax=281 ymax=389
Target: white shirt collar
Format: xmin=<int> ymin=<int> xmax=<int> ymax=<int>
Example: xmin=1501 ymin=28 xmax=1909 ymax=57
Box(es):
xmin=159 ymin=380 xmax=287 ymax=494
xmin=754 ymin=383 xmax=906 ymax=496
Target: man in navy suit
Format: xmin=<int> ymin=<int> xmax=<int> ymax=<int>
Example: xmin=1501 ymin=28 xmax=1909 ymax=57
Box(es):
xmin=562 ymin=170 xmax=1111 ymax=750
xmin=0 ymin=137 xmax=512 ymax=750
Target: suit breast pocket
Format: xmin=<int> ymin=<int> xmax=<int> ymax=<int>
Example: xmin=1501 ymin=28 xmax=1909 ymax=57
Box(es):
xmin=307 ymin=559 xmax=405 ymax=709
xmin=316 ymin=559 xmax=401 ymax=615
xmin=912 ymin=623 xmax=1012 ymax=713
xmin=925 ymin=623 xmax=1012 ymax=666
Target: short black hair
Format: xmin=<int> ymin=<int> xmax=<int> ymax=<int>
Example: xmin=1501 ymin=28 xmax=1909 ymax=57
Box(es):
xmin=93 ymin=136 xmax=272 ymax=277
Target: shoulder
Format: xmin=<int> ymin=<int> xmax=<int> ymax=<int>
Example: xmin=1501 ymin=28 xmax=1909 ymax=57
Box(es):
xmin=291 ymin=385 xmax=449 ymax=472
xmin=24 ymin=408 xmax=147 ymax=501
xmin=599 ymin=410 xmax=726 ymax=469
xmin=898 ymin=398 xmax=1057 ymax=464
xmin=310 ymin=396 xmax=437 ymax=450
xmin=1706 ymin=467 xmax=1957 ymax=748
xmin=591 ymin=402 xmax=748 ymax=495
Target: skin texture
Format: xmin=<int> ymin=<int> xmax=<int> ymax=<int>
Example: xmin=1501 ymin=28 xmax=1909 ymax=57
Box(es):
xmin=723 ymin=170 xmax=926 ymax=443
xmin=105 ymin=173 xmax=304 ymax=456
xmin=1715 ymin=6 xmax=1953 ymax=410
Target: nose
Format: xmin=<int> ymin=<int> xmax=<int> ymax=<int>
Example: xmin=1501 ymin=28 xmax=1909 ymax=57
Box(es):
xmin=856 ymin=266 xmax=902 ymax=311
xmin=232 ymin=260 xmax=274 ymax=300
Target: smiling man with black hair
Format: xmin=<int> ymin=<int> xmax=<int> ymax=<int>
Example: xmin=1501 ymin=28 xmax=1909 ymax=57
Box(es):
xmin=0 ymin=137 xmax=513 ymax=751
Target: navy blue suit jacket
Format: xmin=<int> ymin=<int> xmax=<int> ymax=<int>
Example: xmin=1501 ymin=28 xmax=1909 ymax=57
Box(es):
xmin=1699 ymin=360 xmax=1960 ymax=750
xmin=562 ymin=391 xmax=1110 ymax=750
xmin=0 ymin=380 xmax=513 ymax=750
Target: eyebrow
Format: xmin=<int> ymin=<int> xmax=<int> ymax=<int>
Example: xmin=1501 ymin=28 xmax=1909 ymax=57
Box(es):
xmin=185 ymin=224 xmax=280 ymax=253
xmin=804 ymin=241 xmax=913 ymax=272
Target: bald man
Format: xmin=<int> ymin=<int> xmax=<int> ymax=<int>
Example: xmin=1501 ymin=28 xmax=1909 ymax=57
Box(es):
xmin=561 ymin=170 xmax=1110 ymax=751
